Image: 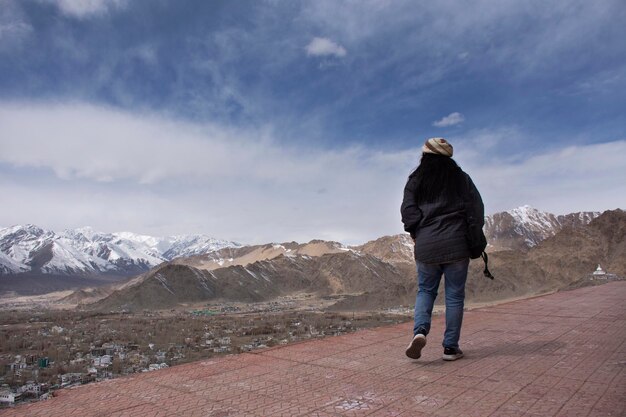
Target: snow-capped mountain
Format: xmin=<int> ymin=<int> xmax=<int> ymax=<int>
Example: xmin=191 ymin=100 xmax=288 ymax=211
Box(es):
xmin=354 ymin=206 xmax=602 ymax=262
xmin=0 ymin=206 xmax=602 ymax=277
xmin=484 ymin=205 xmax=600 ymax=250
xmin=0 ymin=225 xmax=240 ymax=276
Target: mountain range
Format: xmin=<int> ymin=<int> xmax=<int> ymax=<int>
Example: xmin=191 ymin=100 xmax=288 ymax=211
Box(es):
xmin=0 ymin=206 xmax=600 ymax=278
xmin=2 ymin=205 xmax=619 ymax=309
xmin=87 ymin=209 xmax=623 ymax=311
xmin=0 ymin=225 xmax=239 ymax=276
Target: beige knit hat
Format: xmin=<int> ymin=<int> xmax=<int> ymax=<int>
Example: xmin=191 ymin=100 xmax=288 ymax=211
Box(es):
xmin=422 ymin=137 xmax=453 ymax=157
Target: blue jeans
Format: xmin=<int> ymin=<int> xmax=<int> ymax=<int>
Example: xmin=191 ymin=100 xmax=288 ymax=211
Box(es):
xmin=413 ymin=258 xmax=469 ymax=349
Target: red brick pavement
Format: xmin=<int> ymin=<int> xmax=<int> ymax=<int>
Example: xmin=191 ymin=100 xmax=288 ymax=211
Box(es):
xmin=2 ymin=282 xmax=625 ymax=417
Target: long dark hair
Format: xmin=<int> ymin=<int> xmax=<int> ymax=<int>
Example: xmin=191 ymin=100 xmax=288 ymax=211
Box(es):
xmin=410 ymin=153 xmax=465 ymax=204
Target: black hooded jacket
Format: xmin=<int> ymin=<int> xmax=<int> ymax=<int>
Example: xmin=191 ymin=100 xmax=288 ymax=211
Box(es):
xmin=401 ymin=170 xmax=484 ymax=264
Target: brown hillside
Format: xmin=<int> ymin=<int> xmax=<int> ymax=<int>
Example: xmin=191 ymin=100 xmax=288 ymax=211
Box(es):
xmin=465 ymin=209 xmax=625 ymax=302
xmin=90 ymin=252 xmax=412 ymax=311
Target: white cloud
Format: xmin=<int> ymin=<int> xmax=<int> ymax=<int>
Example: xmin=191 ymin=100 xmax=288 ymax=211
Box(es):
xmin=433 ymin=112 xmax=465 ymax=127
xmin=454 ymin=133 xmax=626 ymax=216
xmin=0 ymin=102 xmax=374 ymax=186
xmin=0 ymin=102 xmax=410 ymax=244
xmin=305 ymin=37 xmax=347 ymax=58
xmin=43 ymin=0 xmax=127 ymax=18
xmin=1 ymin=102 xmax=624 ymax=244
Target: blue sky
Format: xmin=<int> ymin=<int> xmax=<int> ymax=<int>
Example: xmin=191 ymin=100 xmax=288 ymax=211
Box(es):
xmin=1 ymin=0 xmax=625 ymax=244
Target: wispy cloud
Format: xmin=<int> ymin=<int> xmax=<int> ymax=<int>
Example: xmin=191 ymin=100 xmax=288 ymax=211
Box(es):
xmin=433 ymin=112 xmax=465 ymax=127
xmin=0 ymin=21 xmax=31 ymax=41
xmin=301 ymin=0 xmax=626 ymax=93
xmin=41 ymin=0 xmax=128 ymax=18
xmin=3 ymin=0 xmax=623 ymax=146
xmin=0 ymin=1 xmax=32 ymax=48
xmin=305 ymin=37 xmax=347 ymax=58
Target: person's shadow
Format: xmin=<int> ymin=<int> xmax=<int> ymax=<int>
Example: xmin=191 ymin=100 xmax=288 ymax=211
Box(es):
xmin=465 ymin=339 xmax=567 ymax=359
xmin=419 ymin=339 xmax=567 ymax=366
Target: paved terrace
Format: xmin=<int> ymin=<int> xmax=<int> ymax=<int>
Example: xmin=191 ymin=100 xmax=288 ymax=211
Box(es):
xmin=3 ymin=282 xmax=625 ymax=417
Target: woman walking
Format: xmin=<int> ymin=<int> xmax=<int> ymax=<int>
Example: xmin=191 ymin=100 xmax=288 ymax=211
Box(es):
xmin=401 ymin=137 xmax=484 ymax=361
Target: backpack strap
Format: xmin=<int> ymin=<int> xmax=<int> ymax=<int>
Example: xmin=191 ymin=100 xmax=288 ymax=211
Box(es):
xmin=481 ymin=252 xmax=494 ymax=280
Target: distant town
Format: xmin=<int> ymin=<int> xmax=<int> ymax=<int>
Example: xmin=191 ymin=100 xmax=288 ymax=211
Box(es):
xmin=0 ymin=297 xmax=411 ymax=408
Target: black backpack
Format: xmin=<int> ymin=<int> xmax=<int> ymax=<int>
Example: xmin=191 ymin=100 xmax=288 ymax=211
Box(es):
xmin=466 ymin=220 xmax=494 ymax=280
xmin=464 ymin=182 xmax=494 ymax=280
xmin=466 ymin=220 xmax=487 ymax=260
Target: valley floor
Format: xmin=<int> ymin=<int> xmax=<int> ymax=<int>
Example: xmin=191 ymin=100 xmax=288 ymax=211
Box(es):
xmin=0 ymin=299 xmax=411 ymax=401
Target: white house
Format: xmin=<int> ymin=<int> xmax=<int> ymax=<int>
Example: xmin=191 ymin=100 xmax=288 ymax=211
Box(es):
xmin=19 ymin=381 xmax=42 ymax=394
xmin=0 ymin=390 xmax=21 ymax=404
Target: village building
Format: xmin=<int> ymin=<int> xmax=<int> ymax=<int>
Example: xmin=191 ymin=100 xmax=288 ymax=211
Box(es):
xmin=213 ymin=346 xmax=230 ymax=353
xmin=60 ymin=373 xmax=83 ymax=387
xmin=0 ymin=390 xmax=22 ymax=404
xmin=147 ymin=363 xmax=168 ymax=371
xmin=92 ymin=355 xmax=112 ymax=367
xmin=19 ymin=381 xmax=43 ymax=395
xmin=155 ymin=351 xmax=167 ymax=362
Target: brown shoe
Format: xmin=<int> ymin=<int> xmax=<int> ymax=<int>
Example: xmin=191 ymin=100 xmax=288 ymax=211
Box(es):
xmin=405 ymin=334 xmax=426 ymax=359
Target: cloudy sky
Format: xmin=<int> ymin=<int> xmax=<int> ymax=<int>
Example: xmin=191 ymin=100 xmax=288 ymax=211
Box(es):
xmin=1 ymin=0 xmax=625 ymax=244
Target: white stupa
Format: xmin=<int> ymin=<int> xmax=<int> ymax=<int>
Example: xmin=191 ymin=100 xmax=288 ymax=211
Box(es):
xmin=592 ymin=264 xmax=606 ymax=276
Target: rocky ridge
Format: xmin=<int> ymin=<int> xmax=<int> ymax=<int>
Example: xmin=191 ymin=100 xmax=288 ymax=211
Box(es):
xmin=88 ymin=209 xmax=625 ymax=312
